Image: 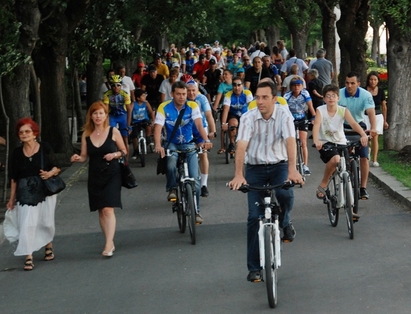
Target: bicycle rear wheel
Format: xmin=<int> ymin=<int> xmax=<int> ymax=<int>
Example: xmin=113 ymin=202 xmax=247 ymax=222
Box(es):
xmin=343 ymin=172 xmax=354 ymax=239
xmin=177 ymin=187 xmax=186 ymax=233
xmin=224 ymin=130 xmax=230 ymax=164
xmin=264 ymin=226 xmax=277 ymax=308
xmin=350 ymin=159 xmax=359 ymax=215
xmin=327 ymin=176 xmax=339 ymax=227
xmin=139 ymin=139 xmax=146 ymax=167
xmin=185 ymin=183 xmax=196 ymax=244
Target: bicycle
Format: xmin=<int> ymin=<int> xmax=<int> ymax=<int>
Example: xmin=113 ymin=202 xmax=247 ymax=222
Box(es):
xmin=236 ymin=181 xmax=294 ymax=308
xmin=131 ymin=121 xmax=150 ymax=167
xmin=224 ymin=125 xmax=238 ymax=164
xmin=168 ymin=147 xmax=199 ymax=245
xmin=321 ymin=142 xmax=359 ymax=239
xmin=294 ymin=119 xmax=308 ymax=182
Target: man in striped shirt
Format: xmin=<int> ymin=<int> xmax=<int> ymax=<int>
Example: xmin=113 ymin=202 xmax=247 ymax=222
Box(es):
xmin=228 ymin=80 xmax=304 ymax=282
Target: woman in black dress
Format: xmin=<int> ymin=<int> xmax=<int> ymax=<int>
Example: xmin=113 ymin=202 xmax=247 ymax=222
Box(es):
xmin=6 ymin=118 xmax=61 ymax=270
xmin=71 ymin=101 xmax=126 ymax=257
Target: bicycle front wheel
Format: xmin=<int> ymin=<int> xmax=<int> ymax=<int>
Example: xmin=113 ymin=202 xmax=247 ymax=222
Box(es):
xmin=264 ymin=226 xmax=277 ymax=308
xmin=327 ymin=176 xmax=339 ymax=227
xmin=139 ymin=139 xmax=146 ymax=167
xmin=350 ymin=159 xmax=359 ymax=215
xmin=343 ymin=172 xmax=354 ymax=239
xmin=177 ymin=187 xmax=186 ymax=233
xmin=224 ymin=131 xmax=230 ymax=164
xmin=185 ymin=183 xmax=196 ymax=245
xmin=296 ymin=138 xmax=304 ymax=179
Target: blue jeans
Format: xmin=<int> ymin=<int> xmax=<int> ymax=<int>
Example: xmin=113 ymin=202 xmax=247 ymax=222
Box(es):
xmin=166 ymin=142 xmax=201 ymax=210
xmin=245 ymin=162 xmax=294 ymax=271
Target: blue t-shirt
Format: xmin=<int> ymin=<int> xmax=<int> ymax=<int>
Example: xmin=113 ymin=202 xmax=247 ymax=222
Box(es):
xmin=131 ymin=101 xmax=149 ymax=123
xmin=155 ymin=100 xmax=202 ymax=144
xmin=338 ymin=87 xmax=375 ymax=123
xmin=185 ymin=58 xmax=195 ymax=74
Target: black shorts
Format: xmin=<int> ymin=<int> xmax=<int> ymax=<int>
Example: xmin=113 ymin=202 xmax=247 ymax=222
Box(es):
xmin=319 ymin=143 xmax=340 ymax=164
xmin=294 ymin=119 xmax=309 ymax=132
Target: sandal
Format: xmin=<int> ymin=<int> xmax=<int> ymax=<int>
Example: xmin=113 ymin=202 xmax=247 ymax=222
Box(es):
xmin=217 ymin=148 xmax=225 ymax=154
xmin=316 ymin=185 xmax=328 ymax=200
xmin=44 ymin=247 xmax=55 ymax=261
xmin=352 ymin=213 xmax=360 ymax=223
xmin=24 ymin=258 xmax=34 ymax=271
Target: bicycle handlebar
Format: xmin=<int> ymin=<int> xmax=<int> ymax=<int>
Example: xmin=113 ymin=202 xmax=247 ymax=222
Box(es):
xmin=226 ymin=181 xmax=295 ymax=193
xmin=166 ymin=147 xmax=202 ymax=156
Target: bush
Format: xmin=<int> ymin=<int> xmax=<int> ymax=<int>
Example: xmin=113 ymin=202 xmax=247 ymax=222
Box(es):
xmin=366 ymin=58 xmax=377 ymax=68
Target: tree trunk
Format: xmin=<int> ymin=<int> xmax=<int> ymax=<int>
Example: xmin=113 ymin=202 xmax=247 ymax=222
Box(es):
xmin=336 ymin=0 xmax=370 ymax=87
xmin=383 ymin=24 xmax=411 ymax=150
xmin=370 ymin=24 xmax=380 ymax=62
xmin=2 ymin=0 xmax=41 ymax=149
xmin=316 ymin=0 xmax=338 ymax=85
xmin=86 ymin=49 xmax=104 ymax=110
xmin=71 ymin=67 xmax=84 ymax=131
xmin=266 ymin=25 xmax=280 ymax=53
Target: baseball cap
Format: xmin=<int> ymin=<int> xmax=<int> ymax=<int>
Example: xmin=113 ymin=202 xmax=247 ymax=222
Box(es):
xmin=172 ymin=62 xmax=180 ymax=68
xmin=209 ymin=59 xmax=216 ymax=65
xmin=148 ymin=65 xmax=157 ymax=72
xmin=137 ymin=62 xmax=145 ymax=68
xmin=290 ymin=79 xmax=303 ymax=85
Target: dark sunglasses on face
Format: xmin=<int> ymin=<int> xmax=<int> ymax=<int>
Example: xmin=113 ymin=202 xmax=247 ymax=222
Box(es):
xmin=111 ymin=83 xmax=122 ymax=87
xmin=233 ymin=83 xmax=242 ymax=87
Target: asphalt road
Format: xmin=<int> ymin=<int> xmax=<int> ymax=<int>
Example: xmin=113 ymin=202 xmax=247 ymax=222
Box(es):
xmin=1 ymin=142 xmax=411 ymax=314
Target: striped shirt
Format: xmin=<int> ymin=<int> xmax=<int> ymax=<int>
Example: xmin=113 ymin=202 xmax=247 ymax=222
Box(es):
xmin=237 ymin=105 xmax=295 ymax=165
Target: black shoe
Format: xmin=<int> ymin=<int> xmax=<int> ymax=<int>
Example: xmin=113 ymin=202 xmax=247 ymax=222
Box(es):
xmin=282 ymin=222 xmax=296 ymax=242
xmin=201 ymin=185 xmax=209 ymax=197
xmin=228 ymin=143 xmax=235 ymax=153
xmin=168 ymin=189 xmax=177 ymax=202
xmin=360 ymin=187 xmax=369 ymax=200
xmin=247 ymin=270 xmax=262 ymax=282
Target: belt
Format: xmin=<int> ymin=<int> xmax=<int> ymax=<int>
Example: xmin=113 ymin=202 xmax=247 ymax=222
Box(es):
xmin=247 ymin=160 xmax=286 ymax=166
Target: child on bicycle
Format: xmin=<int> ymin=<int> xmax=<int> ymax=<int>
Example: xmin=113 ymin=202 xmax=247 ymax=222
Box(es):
xmin=312 ymin=84 xmax=368 ymax=199
xmin=131 ymin=89 xmax=155 ymax=159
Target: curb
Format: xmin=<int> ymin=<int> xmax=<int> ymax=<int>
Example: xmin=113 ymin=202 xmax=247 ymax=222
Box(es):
xmin=369 ymin=167 xmax=411 ymax=209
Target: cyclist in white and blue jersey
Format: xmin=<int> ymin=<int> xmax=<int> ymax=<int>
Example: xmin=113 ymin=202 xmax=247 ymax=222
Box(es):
xmin=154 ymin=81 xmax=213 ymax=224
xmin=284 ymin=78 xmax=316 ymax=175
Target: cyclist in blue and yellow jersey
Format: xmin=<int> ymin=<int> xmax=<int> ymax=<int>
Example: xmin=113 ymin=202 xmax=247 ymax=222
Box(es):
xmin=221 ymin=77 xmax=254 ymax=153
xmin=284 ymin=77 xmax=316 ymax=175
xmin=154 ymin=81 xmax=213 ymax=224
xmin=103 ymin=75 xmax=132 ymax=155
xmin=186 ymin=80 xmax=217 ymax=198
xmin=130 ymin=89 xmax=156 ymax=159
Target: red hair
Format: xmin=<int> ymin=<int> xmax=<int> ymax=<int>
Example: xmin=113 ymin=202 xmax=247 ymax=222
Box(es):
xmin=15 ymin=117 xmax=40 ymax=137
xmin=83 ymin=101 xmax=109 ymax=137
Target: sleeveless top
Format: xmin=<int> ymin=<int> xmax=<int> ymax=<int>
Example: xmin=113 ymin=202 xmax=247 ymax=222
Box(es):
xmin=317 ymin=105 xmax=347 ymax=145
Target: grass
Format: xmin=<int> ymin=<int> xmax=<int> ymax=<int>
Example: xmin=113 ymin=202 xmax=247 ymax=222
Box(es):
xmin=375 ymin=136 xmax=411 ymax=189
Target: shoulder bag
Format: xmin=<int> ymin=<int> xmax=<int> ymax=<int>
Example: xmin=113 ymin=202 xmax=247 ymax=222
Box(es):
xmin=157 ymin=107 xmax=186 ymax=175
xmin=41 ymin=145 xmax=66 ymax=196
xmin=119 ymin=151 xmax=138 ymax=189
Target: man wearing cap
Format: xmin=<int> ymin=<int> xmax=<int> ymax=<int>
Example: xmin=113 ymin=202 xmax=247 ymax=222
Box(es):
xmin=203 ymin=58 xmax=222 ymax=104
xmin=159 ymin=68 xmax=180 ymax=103
xmin=186 ymin=80 xmax=217 ymax=198
xmin=192 ymin=54 xmax=209 ymax=82
xmin=153 ymin=53 xmax=170 ymax=79
xmin=171 ymin=62 xmax=183 ymax=80
xmin=141 ymin=65 xmax=164 ymax=110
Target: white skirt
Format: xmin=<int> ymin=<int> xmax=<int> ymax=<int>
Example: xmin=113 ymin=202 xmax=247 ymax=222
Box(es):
xmin=364 ymin=114 xmax=384 ymax=135
xmin=13 ymin=194 xmax=57 ymax=256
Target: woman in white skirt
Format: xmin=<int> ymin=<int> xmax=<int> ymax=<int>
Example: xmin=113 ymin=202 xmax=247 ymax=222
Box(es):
xmin=6 ymin=118 xmax=61 ymax=271
xmin=365 ymin=71 xmax=389 ymax=167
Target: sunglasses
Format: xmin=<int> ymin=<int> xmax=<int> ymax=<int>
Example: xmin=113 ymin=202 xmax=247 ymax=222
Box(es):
xmin=232 ymin=83 xmax=242 ymax=87
xmin=110 ymin=83 xmax=122 ymax=87
xmin=243 ymin=59 xmax=250 ymax=61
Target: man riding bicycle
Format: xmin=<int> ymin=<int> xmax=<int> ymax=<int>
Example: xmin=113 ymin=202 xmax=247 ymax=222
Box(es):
xmin=103 ymin=75 xmax=132 ymax=155
xmin=221 ymin=76 xmax=253 ymax=153
xmin=229 ymin=80 xmax=303 ymax=282
xmin=154 ymin=81 xmax=213 ymax=224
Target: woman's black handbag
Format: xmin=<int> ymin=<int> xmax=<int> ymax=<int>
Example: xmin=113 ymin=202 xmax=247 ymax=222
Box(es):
xmin=119 ymin=154 xmax=138 ymax=189
xmin=41 ymin=145 xmax=66 ymax=196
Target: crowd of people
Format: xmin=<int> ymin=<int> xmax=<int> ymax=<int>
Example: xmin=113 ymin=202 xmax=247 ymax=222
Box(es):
xmin=4 ymin=39 xmax=388 ymax=284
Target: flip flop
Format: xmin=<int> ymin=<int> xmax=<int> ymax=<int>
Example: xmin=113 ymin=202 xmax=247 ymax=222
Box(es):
xmin=217 ymin=148 xmax=225 ymax=154
xmin=316 ymin=185 xmax=328 ymax=200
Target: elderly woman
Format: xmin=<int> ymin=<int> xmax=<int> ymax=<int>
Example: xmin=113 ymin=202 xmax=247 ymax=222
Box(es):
xmin=7 ymin=118 xmax=61 ymax=270
xmin=71 ymin=101 xmax=126 ymax=257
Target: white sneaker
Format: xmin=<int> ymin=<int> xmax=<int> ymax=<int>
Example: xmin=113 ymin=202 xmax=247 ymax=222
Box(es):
xmin=195 ymin=213 xmax=203 ymax=224
xmin=372 ymin=161 xmax=380 ymax=167
xmin=303 ymin=164 xmax=311 ymax=175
